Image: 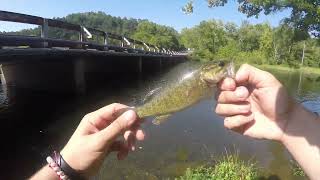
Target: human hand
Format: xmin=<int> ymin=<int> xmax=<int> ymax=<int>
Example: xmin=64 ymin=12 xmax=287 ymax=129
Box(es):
xmin=60 ymin=103 xmax=145 ymax=178
xmin=215 ymin=64 xmax=295 ymax=141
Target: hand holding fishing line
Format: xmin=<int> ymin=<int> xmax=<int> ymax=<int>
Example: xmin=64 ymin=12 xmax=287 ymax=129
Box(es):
xmin=215 ymin=64 xmax=320 ymax=179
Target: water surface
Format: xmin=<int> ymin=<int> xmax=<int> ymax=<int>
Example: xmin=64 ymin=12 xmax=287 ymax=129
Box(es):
xmin=1 ymin=67 xmax=319 ymax=180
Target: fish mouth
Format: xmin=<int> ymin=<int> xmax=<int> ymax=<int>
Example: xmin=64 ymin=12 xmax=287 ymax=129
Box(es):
xmin=202 ymin=62 xmax=235 ymax=86
xmin=203 ymin=77 xmax=220 ymax=87
xmin=203 ymin=78 xmax=216 ymax=85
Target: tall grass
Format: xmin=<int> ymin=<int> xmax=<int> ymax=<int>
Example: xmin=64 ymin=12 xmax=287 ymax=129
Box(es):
xmin=176 ymin=153 xmax=258 ymax=180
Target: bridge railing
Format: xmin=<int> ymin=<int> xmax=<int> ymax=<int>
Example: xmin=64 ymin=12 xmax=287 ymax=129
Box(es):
xmin=0 ymin=11 xmax=181 ymax=55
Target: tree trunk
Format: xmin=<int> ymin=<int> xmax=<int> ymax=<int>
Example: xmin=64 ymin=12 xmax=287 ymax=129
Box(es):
xmin=301 ymin=41 xmax=306 ymax=66
xmin=273 ymin=42 xmax=277 ymax=63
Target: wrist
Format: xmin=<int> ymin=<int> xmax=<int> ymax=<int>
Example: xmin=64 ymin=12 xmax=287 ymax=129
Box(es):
xmin=280 ymin=102 xmax=318 ymax=145
xmin=59 ymin=149 xmax=87 ymax=180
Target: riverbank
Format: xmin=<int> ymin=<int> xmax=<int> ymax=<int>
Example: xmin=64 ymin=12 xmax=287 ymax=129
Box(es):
xmin=255 ymin=64 xmax=320 ymax=75
xmin=177 ymin=153 xmax=306 ymax=180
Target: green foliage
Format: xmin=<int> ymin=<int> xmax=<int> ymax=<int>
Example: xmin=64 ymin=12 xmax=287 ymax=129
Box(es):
xmin=177 ymin=166 xmax=215 ymax=180
xmin=181 ymin=20 xmax=227 ymax=60
xmin=215 ymin=40 xmax=240 ymax=59
xmin=184 ymin=0 xmax=320 ymax=37
xmin=236 ymin=50 xmax=266 ymax=65
xmin=180 ymin=19 xmax=319 ymax=68
xmin=290 ymin=160 xmax=306 ymax=177
xmin=3 ymin=12 xmax=182 ymax=49
xmin=133 ymin=21 xmax=181 ymax=50
xmin=176 ymin=154 xmax=259 ymax=180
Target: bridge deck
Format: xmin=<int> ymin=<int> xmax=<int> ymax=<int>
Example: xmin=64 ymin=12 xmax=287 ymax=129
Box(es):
xmin=0 ymin=11 xmax=182 ymax=56
xmin=0 ymin=47 xmax=186 ymax=63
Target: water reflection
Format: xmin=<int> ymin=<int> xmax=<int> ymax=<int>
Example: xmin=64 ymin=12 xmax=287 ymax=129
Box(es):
xmin=1 ymin=68 xmax=318 ymax=179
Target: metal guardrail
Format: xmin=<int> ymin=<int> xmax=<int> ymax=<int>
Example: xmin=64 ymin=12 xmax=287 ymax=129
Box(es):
xmin=0 ymin=11 xmax=182 ymax=56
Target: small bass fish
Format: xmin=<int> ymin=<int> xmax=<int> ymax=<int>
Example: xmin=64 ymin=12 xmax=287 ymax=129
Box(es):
xmin=135 ymin=61 xmax=234 ymax=125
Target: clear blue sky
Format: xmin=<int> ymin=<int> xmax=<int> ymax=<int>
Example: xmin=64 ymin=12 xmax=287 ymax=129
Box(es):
xmin=0 ymin=0 xmax=290 ymax=32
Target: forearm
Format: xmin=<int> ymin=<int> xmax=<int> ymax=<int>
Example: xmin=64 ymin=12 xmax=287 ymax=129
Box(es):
xmin=282 ymin=103 xmax=320 ymax=180
xmin=30 ymin=165 xmax=59 ymax=180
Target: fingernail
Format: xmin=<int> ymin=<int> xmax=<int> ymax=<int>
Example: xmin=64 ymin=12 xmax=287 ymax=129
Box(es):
xmin=124 ymin=110 xmax=136 ymax=124
xmin=235 ymin=87 xmax=246 ymax=98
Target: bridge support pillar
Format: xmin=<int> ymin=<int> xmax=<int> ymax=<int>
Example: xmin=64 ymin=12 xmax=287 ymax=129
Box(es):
xmin=0 ymin=64 xmax=6 ymax=85
xmin=159 ymin=57 xmax=162 ymax=72
xmin=138 ymin=56 xmax=143 ymax=74
xmin=73 ymin=59 xmax=86 ymax=94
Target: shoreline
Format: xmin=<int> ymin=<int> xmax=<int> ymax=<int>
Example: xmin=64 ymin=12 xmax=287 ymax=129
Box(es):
xmin=255 ymin=64 xmax=320 ymax=75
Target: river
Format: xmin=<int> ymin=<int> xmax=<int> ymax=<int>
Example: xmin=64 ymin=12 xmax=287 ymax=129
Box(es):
xmin=1 ymin=66 xmax=319 ymax=180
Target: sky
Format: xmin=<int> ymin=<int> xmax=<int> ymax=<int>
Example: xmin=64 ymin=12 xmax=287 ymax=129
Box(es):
xmin=0 ymin=0 xmax=291 ymax=32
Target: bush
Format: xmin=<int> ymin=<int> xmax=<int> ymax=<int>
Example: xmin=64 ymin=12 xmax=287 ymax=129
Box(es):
xmin=176 ymin=154 xmax=259 ymax=180
xmin=234 ymin=51 xmax=266 ymax=65
xmin=290 ymin=160 xmax=306 ymax=177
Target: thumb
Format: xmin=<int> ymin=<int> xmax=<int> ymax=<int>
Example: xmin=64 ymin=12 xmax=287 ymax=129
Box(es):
xmin=235 ymin=64 xmax=277 ymax=88
xmin=98 ymin=110 xmax=138 ymax=146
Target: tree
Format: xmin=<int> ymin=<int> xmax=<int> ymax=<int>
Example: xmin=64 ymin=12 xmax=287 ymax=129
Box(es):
xmin=237 ymin=21 xmax=261 ymax=52
xmin=180 ymin=20 xmax=228 ymax=60
xmin=133 ymin=21 xmax=181 ymax=50
xmin=258 ymin=24 xmax=273 ymax=62
xmin=183 ymin=0 xmax=320 ymax=37
xmin=4 ymin=12 xmax=182 ymax=48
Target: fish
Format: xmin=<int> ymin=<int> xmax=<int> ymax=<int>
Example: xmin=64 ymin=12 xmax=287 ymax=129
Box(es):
xmin=134 ymin=60 xmax=235 ymax=125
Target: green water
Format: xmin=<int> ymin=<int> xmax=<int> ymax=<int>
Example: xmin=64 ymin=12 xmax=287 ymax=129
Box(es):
xmin=1 ymin=67 xmax=319 ymax=179
xmin=94 ymin=68 xmax=319 ymax=180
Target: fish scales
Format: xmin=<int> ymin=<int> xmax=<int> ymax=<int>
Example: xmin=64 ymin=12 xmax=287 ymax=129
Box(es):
xmin=135 ymin=61 xmax=234 ymax=124
xmin=136 ymin=70 xmax=208 ymax=118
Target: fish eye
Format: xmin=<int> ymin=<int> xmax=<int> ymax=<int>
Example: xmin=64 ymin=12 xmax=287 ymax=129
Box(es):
xmin=218 ymin=61 xmax=225 ymax=67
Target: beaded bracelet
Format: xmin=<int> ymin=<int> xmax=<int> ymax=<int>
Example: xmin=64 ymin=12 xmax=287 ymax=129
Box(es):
xmin=46 ymin=155 xmax=69 ymax=180
xmin=47 ymin=151 xmax=86 ymax=180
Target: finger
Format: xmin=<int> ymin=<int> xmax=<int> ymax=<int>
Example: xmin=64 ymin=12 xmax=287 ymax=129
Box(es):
xmin=98 ymin=110 xmax=138 ymax=147
xmin=218 ymin=77 xmax=236 ymax=91
xmin=215 ymin=103 xmax=251 ymax=116
xmin=136 ymin=129 xmax=145 ymax=141
xmin=124 ymin=123 xmax=145 ymax=150
xmin=117 ymin=146 xmax=129 ymax=160
xmin=131 ymin=122 xmax=145 ymax=141
xmin=83 ymin=103 xmax=129 ymax=131
xmin=124 ymin=130 xmax=136 ymax=151
xmin=236 ymin=64 xmax=279 ymax=88
xmin=224 ymin=114 xmax=254 ymax=130
xmin=108 ymin=140 xmax=129 ymax=160
xmin=216 ymin=86 xmax=249 ymax=103
xmin=108 ymin=140 xmax=127 ymax=153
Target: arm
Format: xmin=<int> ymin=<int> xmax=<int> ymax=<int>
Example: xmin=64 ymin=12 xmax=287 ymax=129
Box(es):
xmin=282 ymin=103 xmax=320 ymax=179
xmin=30 ymin=166 xmax=58 ymax=180
xmin=215 ymin=64 xmax=320 ymax=179
xmin=30 ymin=103 xmax=145 ymax=179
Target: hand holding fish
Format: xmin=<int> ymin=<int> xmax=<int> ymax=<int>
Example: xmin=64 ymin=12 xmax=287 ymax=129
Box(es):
xmin=215 ymin=64 xmax=291 ymax=141
xmin=60 ymin=103 xmax=145 ymax=178
xmin=31 ymin=103 xmax=145 ymax=180
xmin=215 ymin=64 xmax=320 ymax=179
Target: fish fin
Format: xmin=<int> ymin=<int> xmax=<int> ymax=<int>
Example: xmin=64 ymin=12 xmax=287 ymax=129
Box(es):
xmin=152 ymin=114 xmax=172 ymax=125
xmin=143 ymin=87 xmax=162 ymax=103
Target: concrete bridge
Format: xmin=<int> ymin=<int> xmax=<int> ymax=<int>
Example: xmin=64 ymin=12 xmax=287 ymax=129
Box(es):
xmin=0 ymin=11 xmax=187 ymax=94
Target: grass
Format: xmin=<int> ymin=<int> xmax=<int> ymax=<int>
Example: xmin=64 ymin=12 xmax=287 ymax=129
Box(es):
xmin=176 ymin=154 xmax=259 ymax=180
xmin=176 ymin=154 xmax=308 ymax=180
xmin=256 ymin=64 xmax=320 ymax=75
xmin=290 ymin=160 xmax=306 ymax=177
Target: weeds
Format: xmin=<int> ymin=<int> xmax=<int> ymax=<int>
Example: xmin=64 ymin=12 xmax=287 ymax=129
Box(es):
xmin=176 ymin=153 xmax=258 ymax=180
